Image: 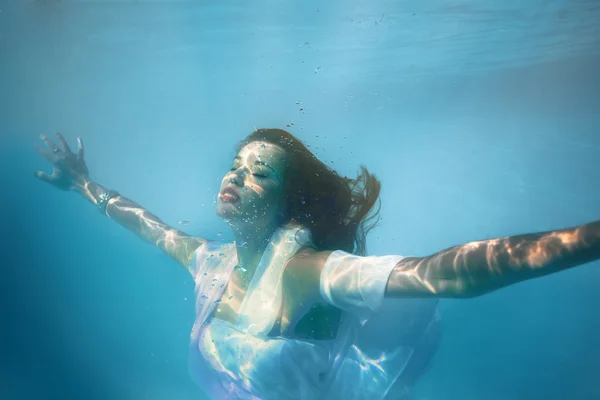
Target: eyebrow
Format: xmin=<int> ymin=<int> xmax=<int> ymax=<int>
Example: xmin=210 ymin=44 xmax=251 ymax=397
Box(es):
xmin=233 ymin=157 xmax=275 ymax=172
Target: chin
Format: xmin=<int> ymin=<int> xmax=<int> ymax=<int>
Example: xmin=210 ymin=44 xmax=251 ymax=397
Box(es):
xmin=216 ymin=202 xmax=241 ymax=220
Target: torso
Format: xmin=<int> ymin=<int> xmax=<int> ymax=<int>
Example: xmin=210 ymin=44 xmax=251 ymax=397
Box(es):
xmin=189 ymin=239 xmax=340 ymax=400
xmin=212 ymin=247 xmax=341 ymax=340
xmin=189 ymin=232 xmax=439 ymax=400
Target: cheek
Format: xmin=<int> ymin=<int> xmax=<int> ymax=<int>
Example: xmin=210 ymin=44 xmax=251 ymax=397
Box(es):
xmin=245 ymin=182 xmax=266 ymax=198
xmin=246 ymin=178 xmax=280 ymax=198
xmin=253 ymin=183 xmax=282 ymax=205
xmin=263 ymin=185 xmax=285 ymax=208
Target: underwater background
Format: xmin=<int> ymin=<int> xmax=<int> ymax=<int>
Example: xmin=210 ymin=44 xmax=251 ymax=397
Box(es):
xmin=2 ymin=0 xmax=600 ymax=399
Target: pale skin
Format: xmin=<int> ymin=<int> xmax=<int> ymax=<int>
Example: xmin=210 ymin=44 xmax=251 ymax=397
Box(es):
xmin=35 ymin=132 xmax=600 ymax=341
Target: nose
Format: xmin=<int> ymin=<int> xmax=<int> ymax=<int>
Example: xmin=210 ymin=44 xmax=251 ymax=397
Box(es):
xmin=229 ymin=168 xmax=245 ymax=187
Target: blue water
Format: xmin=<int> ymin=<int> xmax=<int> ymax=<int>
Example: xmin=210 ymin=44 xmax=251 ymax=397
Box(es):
xmin=2 ymin=0 xmax=600 ymax=399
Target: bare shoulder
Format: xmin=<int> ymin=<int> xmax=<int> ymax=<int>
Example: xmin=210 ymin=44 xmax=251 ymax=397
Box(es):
xmin=287 ymin=248 xmax=332 ymax=277
xmin=280 ymin=248 xmax=342 ymax=338
xmin=283 ymin=248 xmax=333 ymax=291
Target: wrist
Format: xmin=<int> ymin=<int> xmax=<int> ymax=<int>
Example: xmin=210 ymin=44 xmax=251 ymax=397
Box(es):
xmin=96 ymin=189 xmax=120 ymax=216
xmin=72 ymin=175 xmax=92 ymax=193
xmin=71 ymin=174 xmax=121 ymax=216
xmin=73 ymin=177 xmax=118 ymax=214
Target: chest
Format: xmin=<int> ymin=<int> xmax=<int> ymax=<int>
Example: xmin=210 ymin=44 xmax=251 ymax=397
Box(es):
xmin=212 ymin=264 xmax=341 ymax=340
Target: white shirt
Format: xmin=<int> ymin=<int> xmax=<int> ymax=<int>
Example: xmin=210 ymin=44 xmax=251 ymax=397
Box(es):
xmin=187 ymin=226 xmax=438 ymax=400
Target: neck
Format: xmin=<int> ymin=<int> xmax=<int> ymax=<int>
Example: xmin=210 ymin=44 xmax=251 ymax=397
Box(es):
xmin=228 ymin=220 xmax=279 ymax=282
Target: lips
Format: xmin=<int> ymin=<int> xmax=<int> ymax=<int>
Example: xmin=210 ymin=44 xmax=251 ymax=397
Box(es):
xmin=219 ymin=187 xmax=240 ymax=202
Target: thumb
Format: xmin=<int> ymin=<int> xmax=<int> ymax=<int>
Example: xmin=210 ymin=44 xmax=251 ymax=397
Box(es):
xmin=34 ymin=170 xmax=53 ymax=184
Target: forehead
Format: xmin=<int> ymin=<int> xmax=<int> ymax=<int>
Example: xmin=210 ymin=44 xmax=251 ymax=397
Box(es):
xmin=236 ymin=141 xmax=286 ymax=163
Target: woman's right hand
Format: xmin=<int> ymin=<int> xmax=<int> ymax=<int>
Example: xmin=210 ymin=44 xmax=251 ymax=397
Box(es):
xmin=34 ymin=132 xmax=90 ymax=191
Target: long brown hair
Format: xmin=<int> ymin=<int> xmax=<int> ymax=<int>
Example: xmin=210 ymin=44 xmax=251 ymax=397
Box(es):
xmin=236 ymin=128 xmax=381 ymax=256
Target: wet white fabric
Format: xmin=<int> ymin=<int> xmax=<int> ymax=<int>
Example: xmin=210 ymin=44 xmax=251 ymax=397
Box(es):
xmin=187 ymin=226 xmax=437 ymax=400
xmin=319 ymin=250 xmax=405 ymax=324
xmin=236 ymin=227 xmax=312 ymax=335
xmin=319 ymin=250 xmax=431 ymax=400
xmin=188 ymin=225 xmax=333 ymax=400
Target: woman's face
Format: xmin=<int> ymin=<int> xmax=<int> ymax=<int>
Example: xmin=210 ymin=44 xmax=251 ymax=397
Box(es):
xmin=216 ymin=141 xmax=287 ymax=225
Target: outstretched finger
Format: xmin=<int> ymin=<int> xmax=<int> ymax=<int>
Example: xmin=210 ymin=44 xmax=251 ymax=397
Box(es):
xmin=40 ymin=134 xmax=60 ymax=154
xmin=34 ymin=170 xmax=54 ymax=184
xmin=76 ymin=137 xmax=85 ymax=160
xmin=55 ymin=132 xmax=72 ymax=153
xmin=35 ymin=145 xmax=54 ymax=163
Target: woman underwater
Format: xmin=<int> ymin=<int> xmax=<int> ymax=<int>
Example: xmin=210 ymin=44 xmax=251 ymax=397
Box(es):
xmin=35 ymin=129 xmax=600 ymax=400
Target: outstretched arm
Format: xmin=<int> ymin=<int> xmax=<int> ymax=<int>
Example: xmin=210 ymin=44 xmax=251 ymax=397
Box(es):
xmin=385 ymin=220 xmax=600 ymax=298
xmin=78 ymin=178 xmax=205 ymax=268
xmin=35 ymin=133 xmax=205 ymax=270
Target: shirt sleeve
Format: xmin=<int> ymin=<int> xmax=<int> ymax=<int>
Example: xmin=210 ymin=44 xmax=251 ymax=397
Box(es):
xmin=319 ymin=250 xmax=405 ymax=323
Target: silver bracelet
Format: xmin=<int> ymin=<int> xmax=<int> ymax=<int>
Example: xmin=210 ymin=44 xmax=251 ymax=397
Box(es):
xmin=97 ymin=190 xmax=120 ymax=215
